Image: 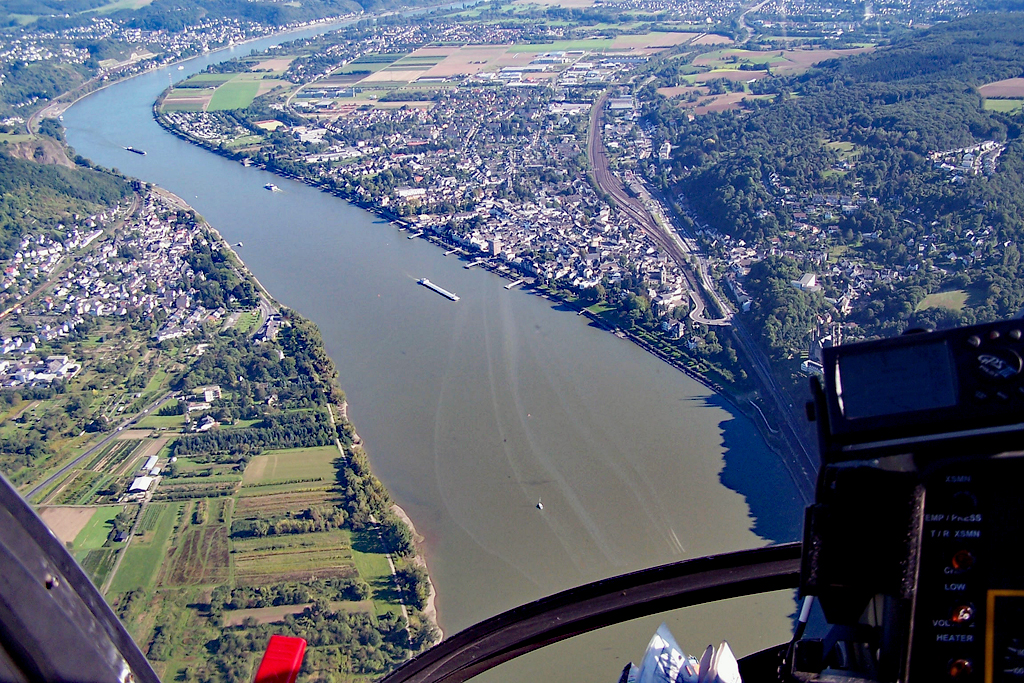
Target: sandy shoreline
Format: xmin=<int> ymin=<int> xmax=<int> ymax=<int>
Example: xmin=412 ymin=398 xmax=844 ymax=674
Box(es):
xmin=391 ymin=502 xmax=444 ymax=643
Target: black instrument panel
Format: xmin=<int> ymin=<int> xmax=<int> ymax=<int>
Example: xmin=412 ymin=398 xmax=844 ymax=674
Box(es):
xmin=819 ymin=320 xmax=1024 ymax=460
xmin=909 ymin=458 xmax=1024 ymax=683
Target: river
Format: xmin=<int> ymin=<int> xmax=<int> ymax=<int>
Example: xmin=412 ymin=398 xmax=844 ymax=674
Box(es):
xmin=62 ymin=25 xmax=804 ymax=681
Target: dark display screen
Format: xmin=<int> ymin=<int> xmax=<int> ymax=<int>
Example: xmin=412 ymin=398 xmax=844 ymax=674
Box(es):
xmin=838 ymin=341 xmax=958 ymax=419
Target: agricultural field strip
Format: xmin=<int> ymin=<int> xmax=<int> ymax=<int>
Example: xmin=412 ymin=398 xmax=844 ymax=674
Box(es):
xmin=107 ymin=502 xmax=180 ymax=594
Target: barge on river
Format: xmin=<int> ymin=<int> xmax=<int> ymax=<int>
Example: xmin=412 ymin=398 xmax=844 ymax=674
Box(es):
xmin=417 ymin=278 xmax=460 ymax=302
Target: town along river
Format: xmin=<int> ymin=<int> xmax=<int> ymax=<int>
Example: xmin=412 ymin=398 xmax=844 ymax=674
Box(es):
xmin=63 ymin=31 xmax=805 ymax=681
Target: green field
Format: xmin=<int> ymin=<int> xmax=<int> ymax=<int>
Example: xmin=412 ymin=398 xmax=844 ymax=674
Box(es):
xmin=242 ymin=445 xmax=339 ymax=485
xmin=226 ymin=135 xmax=264 ymax=148
xmin=73 ymin=505 xmax=125 ymax=552
xmin=143 ymin=369 xmax=168 ymax=394
xmin=107 ymin=503 xmax=179 ymax=594
xmin=80 ymin=548 xmax=118 ymax=585
xmin=208 ymin=81 xmax=261 ymax=111
xmin=916 ymin=289 xmax=969 ymax=312
xmin=182 ymin=73 xmax=235 ymax=85
xmin=233 ymin=310 xmax=260 ymax=334
xmin=984 ymin=98 xmax=1024 ymax=113
xmin=350 ymin=529 xmax=401 ymax=617
xmin=0 ymin=133 xmax=37 ymax=143
xmin=825 ymin=140 xmax=857 ymax=158
xmin=137 ymin=413 xmax=185 ymax=429
xmin=161 ymin=102 xmax=204 ymax=112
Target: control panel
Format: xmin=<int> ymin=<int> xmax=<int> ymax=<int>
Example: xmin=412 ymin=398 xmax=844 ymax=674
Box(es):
xmin=817 ymin=320 xmax=1024 ymax=461
xmin=909 ymin=457 xmax=1024 ymax=683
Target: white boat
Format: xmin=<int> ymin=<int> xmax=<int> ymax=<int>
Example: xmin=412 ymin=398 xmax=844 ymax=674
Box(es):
xmin=536 ymin=498 xmax=544 ymax=510
xmin=264 ymin=183 xmax=280 ymax=192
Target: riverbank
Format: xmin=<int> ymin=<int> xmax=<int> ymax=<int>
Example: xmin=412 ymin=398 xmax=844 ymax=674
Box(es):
xmin=154 ymin=184 xmax=445 ymax=648
xmin=391 ymin=503 xmax=443 ymax=642
xmin=153 ymin=113 xmax=811 ymax=505
xmin=27 ymin=14 xmax=360 ymax=136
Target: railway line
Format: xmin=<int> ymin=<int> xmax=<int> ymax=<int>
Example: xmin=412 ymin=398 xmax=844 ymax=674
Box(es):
xmin=586 ymin=93 xmax=817 ymax=500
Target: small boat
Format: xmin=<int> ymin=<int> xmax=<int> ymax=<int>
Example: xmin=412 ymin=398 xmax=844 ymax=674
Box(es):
xmin=125 ymin=146 xmax=146 ymax=155
xmin=236 ymin=242 xmax=243 ymax=247
xmin=264 ymin=183 xmax=280 ymax=192
xmin=177 ymin=65 xmax=185 ymax=70
xmin=536 ymin=498 xmax=544 ymax=510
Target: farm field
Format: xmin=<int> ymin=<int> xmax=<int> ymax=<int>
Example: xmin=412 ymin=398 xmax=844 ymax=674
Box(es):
xmin=233 ymin=534 xmax=356 ymax=584
xmin=166 ymin=524 xmax=231 ymax=585
xmin=39 ymin=505 xmax=97 ymax=544
xmin=984 ymin=98 xmax=1024 ymax=113
xmin=107 ymin=502 xmax=180 ymax=593
xmin=610 ymin=32 xmax=699 ymax=50
xmin=338 ymin=34 xmax=703 ymax=96
xmin=233 ymin=489 xmax=340 ymax=516
xmin=252 ymin=57 xmax=294 ymax=72
xmin=161 ymin=71 xmax=285 ymax=113
xmin=694 ymin=46 xmax=873 ymax=76
xmin=241 ymin=444 xmax=339 ymax=485
xmin=72 ymin=505 xmax=125 ymax=552
xmin=657 ymin=85 xmax=771 ymax=114
xmin=979 ymin=78 xmax=1024 ymax=98
xmin=207 ymin=81 xmax=261 ymax=111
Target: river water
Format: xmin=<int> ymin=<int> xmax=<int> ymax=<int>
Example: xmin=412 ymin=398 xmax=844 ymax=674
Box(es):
xmin=63 ymin=27 xmax=804 ymax=681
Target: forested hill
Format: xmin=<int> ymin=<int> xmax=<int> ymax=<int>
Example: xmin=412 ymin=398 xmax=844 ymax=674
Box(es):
xmin=107 ymin=0 xmax=360 ymax=32
xmin=646 ymin=13 xmax=1024 ymax=341
xmin=0 ymin=150 xmax=130 ymax=258
xmin=6 ymin=0 xmax=430 ymax=33
xmin=649 ymin=13 xmax=1024 ymax=242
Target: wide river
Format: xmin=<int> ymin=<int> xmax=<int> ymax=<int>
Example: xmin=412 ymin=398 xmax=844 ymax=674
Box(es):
xmin=64 ymin=25 xmax=804 ymax=681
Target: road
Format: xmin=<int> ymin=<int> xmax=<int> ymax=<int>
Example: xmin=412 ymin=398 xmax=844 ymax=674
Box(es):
xmin=737 ymin=0 xmax=772 ymax=43
xmin=24 ymin=391 xmax=175 ymax=502
xmin=664 ymin=196 xmax=818 ymax=499
xmin=100 ymin=479 xmax=159 ymax=595
xmin=587 ymin=95 xmax=817 ymax=501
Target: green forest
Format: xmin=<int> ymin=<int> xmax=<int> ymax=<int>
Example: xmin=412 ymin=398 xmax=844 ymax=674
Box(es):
xmin=644 ymin=14 xmax=1024 ymax=349
xmin=0 ymin=149 xmax=130 ymax=257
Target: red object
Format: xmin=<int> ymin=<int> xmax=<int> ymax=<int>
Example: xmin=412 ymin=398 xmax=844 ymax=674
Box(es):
xmin=253 ymin=635 xmax=307 ymax=683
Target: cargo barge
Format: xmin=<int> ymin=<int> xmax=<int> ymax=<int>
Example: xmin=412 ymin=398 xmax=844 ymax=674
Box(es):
xmin=417 ymin=278 xmax=460 ymax=301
